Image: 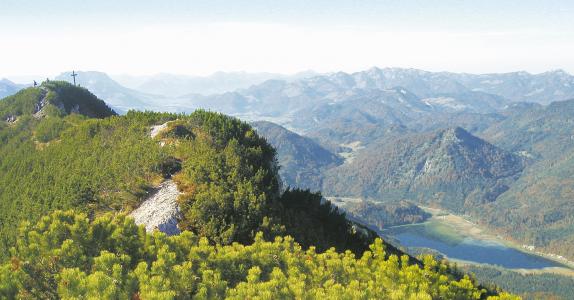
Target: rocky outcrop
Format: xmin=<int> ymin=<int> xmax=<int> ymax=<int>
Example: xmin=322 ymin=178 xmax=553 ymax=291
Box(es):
xmin=5 ymin=115 xmax=16 ymax=123
xmin=129 ymin=180 xmax=182 ymax=235
xmin=32 ymin=88 xmax=65 ymax=119
xmin=150 ymin=122 xmax=169 ymax=138
xmin=32 ymin=88 xmax=49 ymax=118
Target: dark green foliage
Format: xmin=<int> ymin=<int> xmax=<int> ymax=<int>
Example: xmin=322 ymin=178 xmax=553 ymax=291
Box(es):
xmin=0 ymin=87 xmax=45 ymax=118
xmin=34 ymin=116 xmax=69 ymax=142
xmin=275 ymin=188 xmax=374 ymax=255
xmin=40 ymin=81 xmax=117 ymax=118
xmin=171 ymin=111 xmax=281 ymax=245
xmin=159 ymin=156 xmax=182 ymax=178
xmin=0 ymin=106 xmax=283 ymax=259
xmin=464 ymin=265 xmax=574 ymax=300
xmin=1 ymin=89 xmax=185 ymax=260
xmin=0 ymin=95 xmax=375 ymax=263
xmin=159 ymin=120 xmax=195 ymax=139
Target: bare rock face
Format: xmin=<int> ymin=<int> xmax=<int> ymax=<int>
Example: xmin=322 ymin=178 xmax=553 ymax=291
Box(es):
xmin=129 ymin=180 xmax=182 ymax=235
xmin=33 ymin=89 xmax=50 ymax=119
xmin=33 ymin=88 xmax=66 ymax=119
xmin=150 ymin=122 xmax=169 ymax=138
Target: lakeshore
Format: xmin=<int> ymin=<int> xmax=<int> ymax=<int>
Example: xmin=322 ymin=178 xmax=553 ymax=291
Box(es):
xmin=383 ymin=206 xmax=574 ymax=275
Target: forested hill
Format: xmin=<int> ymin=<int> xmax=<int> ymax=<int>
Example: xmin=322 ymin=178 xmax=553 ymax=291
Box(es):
xmin=475 ymin=99 xmax=574 ymax=259
xmin=322 ymin=127 xmax=524 ymax=212
xmin=0 ymin=81 xmax=116 ymax=121
xmin=0 ymin=87 xmax=515 ymax=298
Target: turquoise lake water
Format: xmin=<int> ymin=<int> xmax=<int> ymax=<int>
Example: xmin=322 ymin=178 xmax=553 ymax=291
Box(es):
xmin=383 ymin=222 xmax=564 ymax=269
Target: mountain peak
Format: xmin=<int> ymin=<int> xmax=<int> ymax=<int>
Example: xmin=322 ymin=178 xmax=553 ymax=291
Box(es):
xmin=445 ymin=126 xmax=470 ymax=138
xmin=323 ymin=128 xmax=523 ymax=210
xmin=59 ymin=70 xmax=110 ymax=78
xmin=440 ymin=127 xmax=490 ymax=150
xmin=544 ymin=69 xmax=570 ymax=76
xmin=1 ymin=80 xmax=116 ymax=121
xmin=0 ymin=78 xmax=16 ymax=84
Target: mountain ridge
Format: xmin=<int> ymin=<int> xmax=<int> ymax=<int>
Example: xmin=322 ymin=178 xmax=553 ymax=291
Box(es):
xmin=252 ymin=120 xmax=342 ymax=191
xmin=1 ymin=80 xmax=116 ymax=121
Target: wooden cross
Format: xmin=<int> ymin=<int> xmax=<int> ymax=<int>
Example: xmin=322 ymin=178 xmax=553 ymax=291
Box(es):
xmin=71 ymin=71 xmax=78 ymax=86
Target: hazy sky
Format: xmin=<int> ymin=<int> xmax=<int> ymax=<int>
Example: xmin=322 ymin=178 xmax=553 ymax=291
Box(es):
xmin=1 ymin=0 xmax=573 ymax=79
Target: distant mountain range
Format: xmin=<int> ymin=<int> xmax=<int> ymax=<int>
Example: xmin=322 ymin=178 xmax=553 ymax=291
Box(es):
xmin=3 ymin=67 xmax=573 ymax=119
xmin=113 ymin=71 xmax=316 ymax=97
xmin=0 ymin=79 xmax=27 ymax=99
xmin=183 ymin=67 xmax=574 ymax=115
xmin=450 ymin=69 xmax=574 ymax=104
xmin=55 ymin=71 xmax=157 ymax=113
xmin=181 ymin=68 xmax=574 ymax=147
xmin=184 ymin=69 xmax=511 ymax=120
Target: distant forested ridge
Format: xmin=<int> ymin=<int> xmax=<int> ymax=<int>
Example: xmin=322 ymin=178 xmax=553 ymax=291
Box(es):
xmin=475 ymin=99 xmax=574 ymax=260
xmin=463 ymin=265 xmax=574 ymax=300
xmin=251 ymin=121 xmax=342 ymax=191
xmin=340 ymin=200 xmax=432 ymax=230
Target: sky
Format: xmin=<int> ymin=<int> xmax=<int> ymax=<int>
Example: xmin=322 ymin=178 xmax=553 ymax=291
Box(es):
xmin=1 ymin=0 xmax=574 ymax=80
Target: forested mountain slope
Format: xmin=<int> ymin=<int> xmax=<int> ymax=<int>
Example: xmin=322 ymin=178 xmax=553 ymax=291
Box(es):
xmin=0 ymin=83 xmax=373 ymax=255
xmin=252 ymin=121 xmax=342 ymax=191
xmin=481 ymin=99 xmax=574 ymax=160
xmin=322 ymin=127 xmax=524 ymax=212
xmin=0 ymin=84 xmax=515 ymax=298
xmin=0 ymin=79 xmax=25 ymax=98
xmin=473 ymin=99 xmax=574 ymax=259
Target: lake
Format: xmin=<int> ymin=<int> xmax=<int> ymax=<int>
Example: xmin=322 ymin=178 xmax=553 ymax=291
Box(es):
xmin=382 ymin=219 xmax=564 ymax=269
